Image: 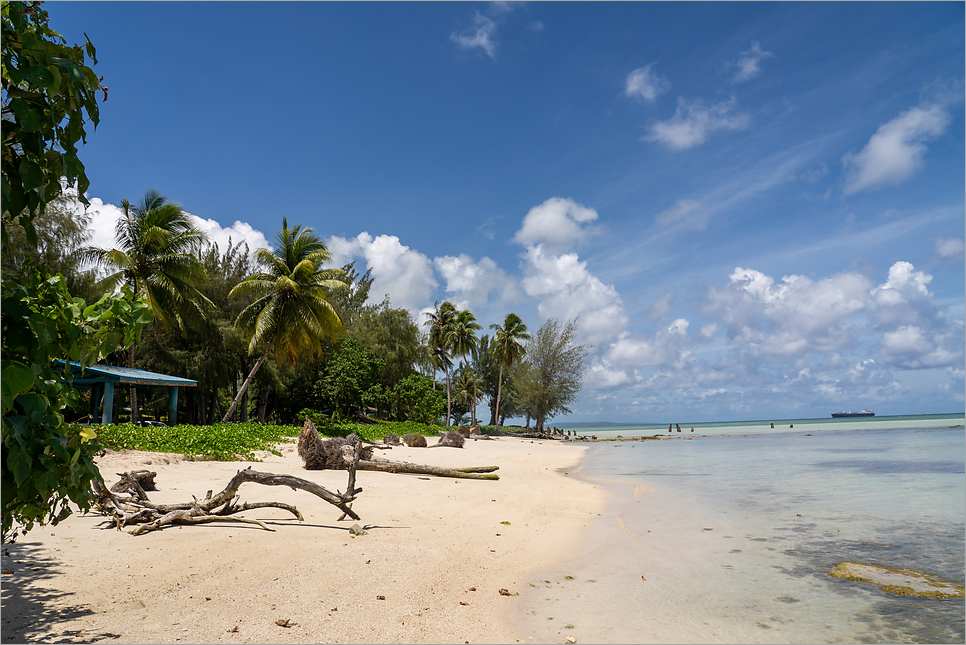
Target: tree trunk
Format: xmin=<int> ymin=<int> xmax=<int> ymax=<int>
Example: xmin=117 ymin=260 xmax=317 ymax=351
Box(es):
xmin=356 ymin=460 xmax=498 ymax=480
xmin=525 ymin=412 xmax=531 ymax=430
xmin=257 ymin=383 xmax=271 ymax=423
xmin=221 ymin=338 xmax=274 ymax=423
xmin=494 ymin=362 xmax=505 ymax=427
xmin=443 ymin=363 xmax=451 ymax=427
xmin=128 ymin=344 xmax=139 ymax=423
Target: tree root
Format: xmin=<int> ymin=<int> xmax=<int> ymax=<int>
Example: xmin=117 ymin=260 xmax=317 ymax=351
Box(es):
xmin=95 ymin=447 xmax=364 ymax=535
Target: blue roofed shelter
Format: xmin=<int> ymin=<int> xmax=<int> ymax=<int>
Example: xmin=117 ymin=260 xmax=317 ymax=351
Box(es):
xmin=57 ymin=361 xmax=197 ymax=425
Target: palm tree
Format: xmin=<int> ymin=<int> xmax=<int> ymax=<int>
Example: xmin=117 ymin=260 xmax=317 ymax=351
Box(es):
xmin=221 ymin=218 xmax=347 ymax=422
xmin=448 ymin=308 xmax=482 ymax=425
xmin=490 ymin=312 xmax=530 ymax=426
xmin=83 ymin=189 xmax=211 ymax=421
xmin=423 ymin=301 xmax=457 ymax=426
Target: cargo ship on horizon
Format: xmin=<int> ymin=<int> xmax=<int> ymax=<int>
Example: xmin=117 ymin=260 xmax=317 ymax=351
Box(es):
xmin=831 ymin=409 xmax=875 ymax=418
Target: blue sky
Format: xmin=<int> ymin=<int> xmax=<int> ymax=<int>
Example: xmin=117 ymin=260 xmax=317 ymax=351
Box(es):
xmin=51 ymin=2 xmax=964 ymax=422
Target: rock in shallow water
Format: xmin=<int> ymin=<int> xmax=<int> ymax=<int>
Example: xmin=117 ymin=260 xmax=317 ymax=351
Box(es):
xmin=829 ymin=562 xmax=964 ymax=599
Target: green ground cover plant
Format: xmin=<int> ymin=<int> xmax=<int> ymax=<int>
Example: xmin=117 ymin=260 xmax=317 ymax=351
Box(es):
xmin=91 ymin=419 xmax=444 ymax=461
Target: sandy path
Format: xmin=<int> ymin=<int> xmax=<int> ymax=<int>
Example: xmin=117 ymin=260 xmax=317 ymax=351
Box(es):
xmin=1 ymin=436 xmax=606 ymax=644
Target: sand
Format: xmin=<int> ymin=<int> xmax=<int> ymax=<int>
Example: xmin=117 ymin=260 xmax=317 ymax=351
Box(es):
xmin=1 ymin=436 xmax=606 ymax=644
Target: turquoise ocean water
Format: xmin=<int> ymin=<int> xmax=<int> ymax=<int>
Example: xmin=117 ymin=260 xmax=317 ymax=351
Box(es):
xmin=513 ymin=414 xmax=965 ymax=644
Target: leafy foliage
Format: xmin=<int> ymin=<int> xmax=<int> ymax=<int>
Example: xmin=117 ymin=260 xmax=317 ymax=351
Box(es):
xmin=1 ymin=271 xmax=151 ymax=541
xmin=222 ymin=218 xmax=346 ymax=422
xmin=1 ymin=0 xmax=105 ymax=244
xmin=83 ymin=188 xmax=212 ymax=331
xmin=515 ymin=318 xmax=589 ymax=432
xmin=389 ymin=374 xmax=446 ymax=425
xmin=1 ymin=191 xmax=101 ymax=302
xmin=95 ymin=422 xmax=299 ymax=461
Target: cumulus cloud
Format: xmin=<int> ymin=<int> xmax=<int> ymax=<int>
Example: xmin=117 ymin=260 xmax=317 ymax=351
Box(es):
xmin=704 ymin=267 xmax=872 ymax=358
xmin=655 ymin=199 xmax=709 ymax=230
xmin=842 ymin=103 xmax=950 ymax=195
xmin=645 ymin=97 xmax=749 ymax=150
xmin=868 ymin=261 xmax=963 ymax=369
xmin=434 ymin=253 xmax=522 ymax=311
xmin=605 ymin=319 xmax=692 ymax=370
xmin=81 ymin=195 xmax=271 ymax=273
xmin=624 ymin=64 xmax=671 ymax=103
xmin=512 ymin=197 xmax=600 ymax=254
xmin=870 ymin=261 xmax=932 ymax=309
xmin=325 ymin=232 xmax=438 ymax=316
xmin=732 ymin=41 xmax=773 ymax=82
xmin=519 ymin=245 xmax=629 ymax=347
xmin=451 ymin=12 xmax=499 ymax=59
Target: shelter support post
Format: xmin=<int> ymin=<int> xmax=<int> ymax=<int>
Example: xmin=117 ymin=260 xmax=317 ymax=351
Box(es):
xmin=168 ymin=387 xmax=179 ymax=426
xmin=102 ymin=381 xmax=115 ymax=425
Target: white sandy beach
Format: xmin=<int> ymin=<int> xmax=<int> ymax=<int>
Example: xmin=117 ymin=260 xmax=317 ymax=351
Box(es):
xmin=1 ymin=436 xmax=607 ymax=644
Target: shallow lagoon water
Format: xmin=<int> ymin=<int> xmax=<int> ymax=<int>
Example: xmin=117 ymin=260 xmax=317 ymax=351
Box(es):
xmin=515 ymin=416 xmax=965 ymax=643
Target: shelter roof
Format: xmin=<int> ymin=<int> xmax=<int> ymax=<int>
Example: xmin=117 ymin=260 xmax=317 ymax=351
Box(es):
xmin=56 ymin=360 xmax=197 ymax=387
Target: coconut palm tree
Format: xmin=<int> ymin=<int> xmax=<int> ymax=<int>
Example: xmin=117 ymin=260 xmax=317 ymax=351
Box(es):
xmin=83 ymin=189 xmax=211 ymax=421
xmin=448 ymin=308 xmax=482 ymax=425
xmin=490 ymin=312 xmax=530 ymax=426
xmin=220 ymin=218 xmax=347 ymax=422
xmin=423 ymin=301 xmax=457 ymax=426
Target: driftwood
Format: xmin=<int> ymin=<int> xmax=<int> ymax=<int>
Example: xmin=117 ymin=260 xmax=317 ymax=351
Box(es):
xmin=110 ymin=469 xmax=157 ymax=496
xmin=298 ymin=423 xmax=499 ymax=480
xmin=95 ymin=440 xmax=364 ymax=535
xmin=402 ymin=433 xmax=427 ymax=447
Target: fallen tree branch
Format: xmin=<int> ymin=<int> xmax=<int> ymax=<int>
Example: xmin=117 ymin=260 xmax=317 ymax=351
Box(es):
xmin=297 ymin=420 xmax=500 ymax=480
xmin=355 ymin=460 xmax=499 ymax=480
xmin=95 ymin=461 xmax=362 ymax=535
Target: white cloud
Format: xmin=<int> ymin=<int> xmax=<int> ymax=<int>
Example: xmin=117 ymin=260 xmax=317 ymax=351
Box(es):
xmin=645 ymin=97 xmax=749 ymax=150
xmin=870 ymin=261 xmax=932 ymax=308
xmin=704 ymin=267 xmax=872 ymax=358
xmin=935 ymin=236 xmax=965 ymax=258
xmin=842 ymin=103 xmax=950 ymax=195
xmin=192 ymin=217 xmax=271 ymax=256
xmin=434 ymin=253 xmax=522 ymax=311
xmin=605 ymin=318 xmax=692 ymax=370
xmin=732 ymin=41 xmax=773 ymax=83
xmin=584 ymin=360 xmax=638 ymax=391
xmin=624 ymin=64 xmax=670 ymax=103
xmin=512 ymin=197 xmax=600 ymax=254
xmin=519 ymin=245 xmax=629 ymax=347
xmin=655 ymin=199 xmax=709 ymax=230
xmin=450 ymin=12 xmax=499 ymax=59
xmin=325 ymin=232 xmax=438 ymax=316
xmin=80 ymin=195 xmax=270 ymax=273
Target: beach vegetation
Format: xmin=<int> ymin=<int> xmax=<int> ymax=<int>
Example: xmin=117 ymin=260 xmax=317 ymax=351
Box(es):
xmin=423 ymin=301 xmax=457 ymax=425
xmin=83 ymin=188 xmax=213 ymax=422
xmin=1 ymin=273 xmax=150 ymax=541
xmin=489 ymin=312 xmax=530 ymax=426
xmin=513 ymin=318 xmax=589 ymax=432
xmin=221 ymin=218 xmax=347 ymax=422
xmin=1 ymin=3 xmax=153 ymax=542
xmin=448 ymin=307 xmax=483 ymax=425
xmin=1 ymin=192 xmax=102 ymax=303
xmin=1 ymin=0 xmax=104 ymax=243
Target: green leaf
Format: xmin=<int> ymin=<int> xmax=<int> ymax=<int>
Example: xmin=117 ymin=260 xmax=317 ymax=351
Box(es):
xmin=1 ymin=362 xmax=35 ymax=401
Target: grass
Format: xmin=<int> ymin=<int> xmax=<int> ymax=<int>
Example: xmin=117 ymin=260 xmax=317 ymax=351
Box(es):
xmin=88 ymin=419 xmax=445 ymax=461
